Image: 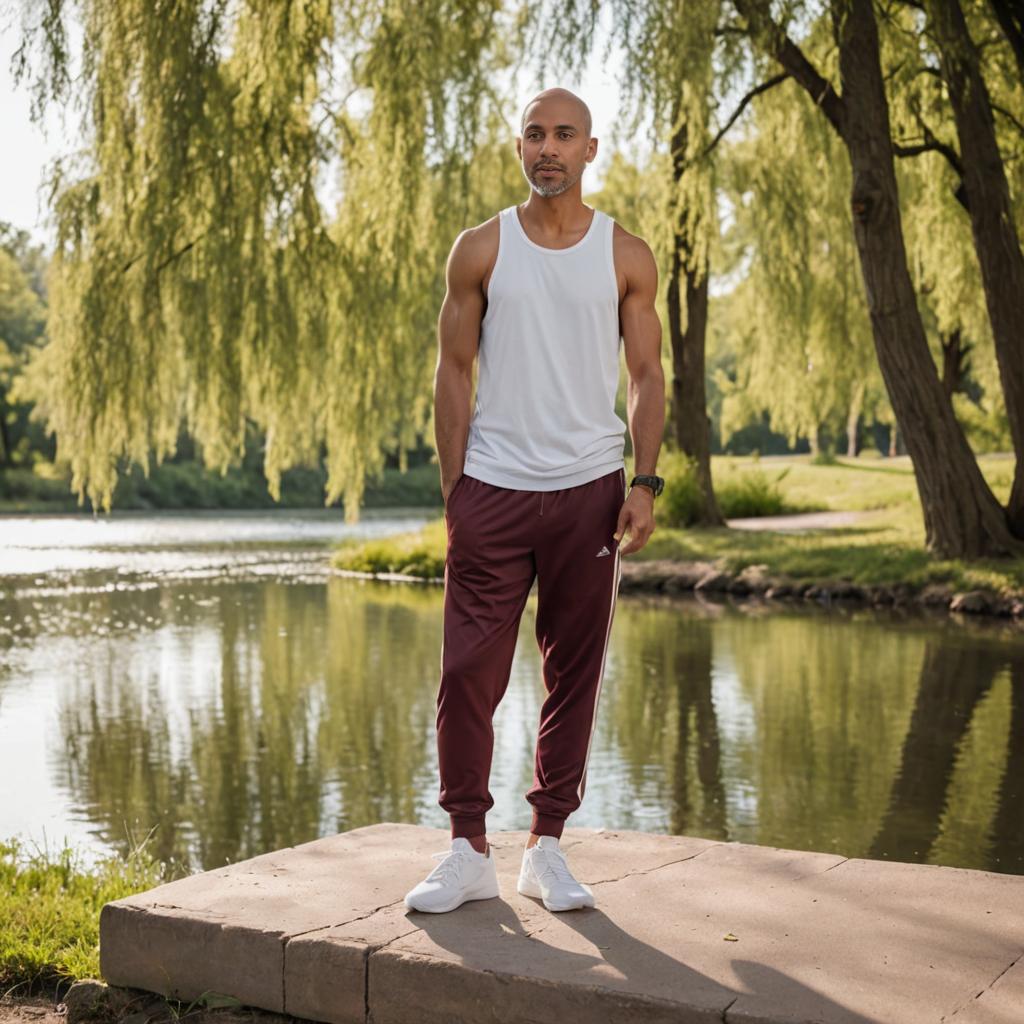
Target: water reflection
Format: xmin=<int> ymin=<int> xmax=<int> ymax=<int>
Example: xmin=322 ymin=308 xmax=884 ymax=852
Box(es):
xmin=1 ymin=560 xmax=1022 ymax=877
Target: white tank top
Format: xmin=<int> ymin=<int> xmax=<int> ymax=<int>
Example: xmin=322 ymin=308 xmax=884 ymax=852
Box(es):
xmin=463 ymin=204 xmax=627 ymax=491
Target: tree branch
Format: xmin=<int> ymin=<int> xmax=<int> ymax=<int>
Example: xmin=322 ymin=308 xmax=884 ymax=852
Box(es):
xmin=731 ymin=0 xmax=847 ymax=138
xmin=704 ymin=71 xmax=790 ymax=156
xmin=993 ymin=102 xmax=1024 ymax=140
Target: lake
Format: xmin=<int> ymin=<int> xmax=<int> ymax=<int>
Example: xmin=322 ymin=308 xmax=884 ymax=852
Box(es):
xmin=1 ymin=510 xmax=1021 ymax=878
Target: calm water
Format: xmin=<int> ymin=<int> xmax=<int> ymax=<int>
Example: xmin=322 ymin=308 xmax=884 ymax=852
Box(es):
xmin=1 ymin=510 xmax=1022 ymax=877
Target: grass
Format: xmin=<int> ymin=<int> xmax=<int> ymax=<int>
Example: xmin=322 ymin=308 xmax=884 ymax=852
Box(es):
xmin=330 ymin=453 xmax=1024 ymax=596
xmin=0 ymin=832 xmax=173 ymax=998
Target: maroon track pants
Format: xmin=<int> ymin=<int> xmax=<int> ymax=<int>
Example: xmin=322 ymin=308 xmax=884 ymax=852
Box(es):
xmin=436 ymin=466 xmax=626 ymax=841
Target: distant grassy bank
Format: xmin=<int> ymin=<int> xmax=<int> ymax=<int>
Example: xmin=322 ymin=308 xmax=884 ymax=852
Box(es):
xmin=331 ymin=453 xmax=1024 ymax=598
xmin=0 ymin=461 xmax=445 ymax=514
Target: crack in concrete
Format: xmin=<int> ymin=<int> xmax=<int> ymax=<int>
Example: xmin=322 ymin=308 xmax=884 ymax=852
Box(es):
xmin=589 ymin=845 xmax=724 ymax=886
xmin=282 ymin=897 xmax=406 ymax=944
xmin=945 ymin=947 xmax=1024 ymax=1019
xmin=721 ymin=994 xmax=739 ymax=1021
xmin=363 ymin=947 xmax=370 ymax=1024
xmin=363 ymin=926 xmax=422 ymax=1022
xmin=280 ymin=897 xmax=407 ymax=1019
xmin=821 ymin=857 xmax=849 ymax=873
xmin=790 ymin=856 xmax=849 ymax=882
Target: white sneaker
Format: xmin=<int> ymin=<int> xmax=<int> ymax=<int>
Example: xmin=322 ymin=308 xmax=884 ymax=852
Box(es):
xmin=404 ymin=837 xmax=500 ymax=913
xmin=517 ymin=835 xmax=595 ymax=911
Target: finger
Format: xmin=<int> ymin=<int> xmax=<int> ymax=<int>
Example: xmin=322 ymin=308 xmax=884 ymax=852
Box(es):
xmin=622 ymin=526 xmax=652 ymax=555
xmin=613 ymin=506 xmax=631 ymax=543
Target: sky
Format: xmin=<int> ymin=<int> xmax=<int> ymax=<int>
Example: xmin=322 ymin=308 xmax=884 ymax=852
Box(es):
xmin=0 ymin=7 xmax=631 ymax=249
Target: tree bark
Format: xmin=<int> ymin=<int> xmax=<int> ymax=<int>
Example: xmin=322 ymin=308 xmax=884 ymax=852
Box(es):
xmin=667 ymin=115 xmax=725 ymax=526
xmin=940 ymin=327 xmax=968 ymax=400
xmin=988 ymin=0 xmax=1024 ymax=83
xmin=733 ymin=0 xmax=1021 ymax=557
xmin=926 ymin=0 xmax=1024 ymax=535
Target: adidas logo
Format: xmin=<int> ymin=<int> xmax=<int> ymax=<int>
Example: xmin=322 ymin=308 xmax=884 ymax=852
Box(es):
xmin=596 ymin=545 xmax=611 ymax=558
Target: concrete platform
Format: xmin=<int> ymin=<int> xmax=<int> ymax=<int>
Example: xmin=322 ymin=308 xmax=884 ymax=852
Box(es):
xmin=99 ymin=824 xmax=1024 ymax=1024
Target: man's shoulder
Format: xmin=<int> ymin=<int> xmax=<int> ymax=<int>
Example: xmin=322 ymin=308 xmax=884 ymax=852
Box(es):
xmin=611 ymin=220 xmax=654 ymax=261
xmin=449 ymin=212 xmax=502 ymax=275
xmin=611 ymin=221 xmax=657 ymax=294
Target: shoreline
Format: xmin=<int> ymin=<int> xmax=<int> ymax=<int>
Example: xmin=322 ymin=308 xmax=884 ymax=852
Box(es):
xmin=331 ymin=557 xmax=1024 ymax=622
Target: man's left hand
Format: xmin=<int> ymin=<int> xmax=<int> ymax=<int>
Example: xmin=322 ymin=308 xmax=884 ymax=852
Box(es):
xmin=614 ymin=486 xmax=656 ymax=555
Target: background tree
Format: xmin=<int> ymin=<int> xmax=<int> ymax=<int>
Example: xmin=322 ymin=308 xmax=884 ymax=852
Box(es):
xmin=717 ymin=62 xmax=884 ymax=458
xmin=731 ymin=0 xmax=1020 ymax=557
xmin=13 ymin=0 xmax=519 ymax=520
xmin=0 ymin=226 xmax=48 ymax=467
xmin=921 ymin=0 xmax=1024 ymax=531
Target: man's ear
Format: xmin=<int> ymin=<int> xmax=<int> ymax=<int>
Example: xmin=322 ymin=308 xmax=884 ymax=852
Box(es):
xmin=586 ymin=136 xmax=598 ymax=163
xmin=515 ymin=136 xmax=522 ymax=160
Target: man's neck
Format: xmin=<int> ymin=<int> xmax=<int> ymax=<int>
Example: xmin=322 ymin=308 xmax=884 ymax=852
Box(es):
xmin=519 ymin=190 xmax=590 ymax=237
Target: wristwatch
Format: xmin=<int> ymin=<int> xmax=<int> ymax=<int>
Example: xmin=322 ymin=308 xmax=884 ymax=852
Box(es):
xmin=630 ymin=474 xmax=665 ymax=497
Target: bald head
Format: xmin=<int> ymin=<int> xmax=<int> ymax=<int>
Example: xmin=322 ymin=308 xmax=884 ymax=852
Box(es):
xmin=520 ymin=87 xmax=592 ymax=139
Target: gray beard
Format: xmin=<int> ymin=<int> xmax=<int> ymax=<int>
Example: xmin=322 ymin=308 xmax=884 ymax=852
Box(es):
xmin=526 ymin=165 xmax=582 ymax=197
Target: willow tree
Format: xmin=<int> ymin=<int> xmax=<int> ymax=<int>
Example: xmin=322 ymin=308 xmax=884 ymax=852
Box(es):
xmin=716 ymin=66 xmax=884 ymax=458
xmin=920 ymin=0 xmax=1024 ymax=532
xmin=731 ymin=0 xmax=1021 ymax=558
xmin=0 ymin=239 xmax=47 ymax=466
xmin=13 ymin=0 xmax=519 ymax=520
xmin=888 ymin=33 xmax=1007 ymax=449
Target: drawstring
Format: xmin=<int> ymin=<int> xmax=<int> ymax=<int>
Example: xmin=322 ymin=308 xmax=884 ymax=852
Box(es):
xmin=539 ymin=491 xmax=545 ymax=516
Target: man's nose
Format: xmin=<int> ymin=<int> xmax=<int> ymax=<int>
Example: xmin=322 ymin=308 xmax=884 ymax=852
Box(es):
xmin=538 ymin=139 xmax=559 ymax=160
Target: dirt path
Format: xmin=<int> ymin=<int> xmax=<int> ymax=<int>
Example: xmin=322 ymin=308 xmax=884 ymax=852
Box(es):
xmin=726 ymin=510 xmax=866 ymax=532
xmin=0 ymin=996 xmax=63 ymax=1024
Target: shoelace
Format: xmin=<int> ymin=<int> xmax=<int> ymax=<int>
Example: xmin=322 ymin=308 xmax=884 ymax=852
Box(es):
xmin=533 ymin=847 xmax=579 ymax=886
xmin=427 ymin=849 xmax=469 ymax=885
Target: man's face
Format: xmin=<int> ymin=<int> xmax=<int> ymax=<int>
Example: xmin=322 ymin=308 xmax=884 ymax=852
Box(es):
xmin=517 ymin=101 xmax=596 ymax=198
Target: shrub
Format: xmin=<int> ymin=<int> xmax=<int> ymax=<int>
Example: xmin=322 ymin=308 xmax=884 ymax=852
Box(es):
xmin=660 ymin=453 xmax=706 ymax=528
xmin=717 ymin=466 xmax=789 ymax=518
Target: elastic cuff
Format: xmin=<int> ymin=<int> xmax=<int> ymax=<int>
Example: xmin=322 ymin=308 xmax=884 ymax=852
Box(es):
xmin=530 ymin=811 xmax=566 ymax=839
xmin=450 ymin=815 xmax=487 ymax=839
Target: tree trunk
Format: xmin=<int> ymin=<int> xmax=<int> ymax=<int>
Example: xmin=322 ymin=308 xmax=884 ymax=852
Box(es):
xmin=667 ymin=115 xmax=725 ymax=527
xmin=847 ymin=380 xmax=865 ymax=456
xmin=926 ymin=0 xmax=1024 ymax=535
xmin=836 ymin=0 xmax=1019 ymax=557
xmin=734 ymin=0 xmax=1022 ymax=557
xmin=0 ymin=384 xmax=10 ymax=467
xmin=988 ymin=0 xmax=1024 ymax=82
xmin=940 ymin=327 xmax=967 ymax=400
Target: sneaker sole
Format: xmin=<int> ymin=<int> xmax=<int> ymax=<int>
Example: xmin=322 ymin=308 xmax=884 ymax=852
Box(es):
xmin=405 ymin=874 xmax=501 ymax=914
xmin=516 ymin=872 xmax=594 ymax=911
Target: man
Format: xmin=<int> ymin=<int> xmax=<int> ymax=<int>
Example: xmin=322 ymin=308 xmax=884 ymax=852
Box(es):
xmin=405 ymin=87 xmax=665 ymax=914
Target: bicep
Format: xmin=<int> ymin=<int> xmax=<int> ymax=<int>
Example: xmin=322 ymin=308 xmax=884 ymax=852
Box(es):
xmin=620 ymin=242 xmax=662 ymax=378
xmin=438 ymin=233 xmax=485 ymax=374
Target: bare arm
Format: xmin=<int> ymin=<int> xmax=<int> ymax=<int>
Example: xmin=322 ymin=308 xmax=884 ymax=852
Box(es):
xmin=614 ymin=233 xmax=666 ymax=555
xmin=434 ymin=226 xmax=490 ymax=501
